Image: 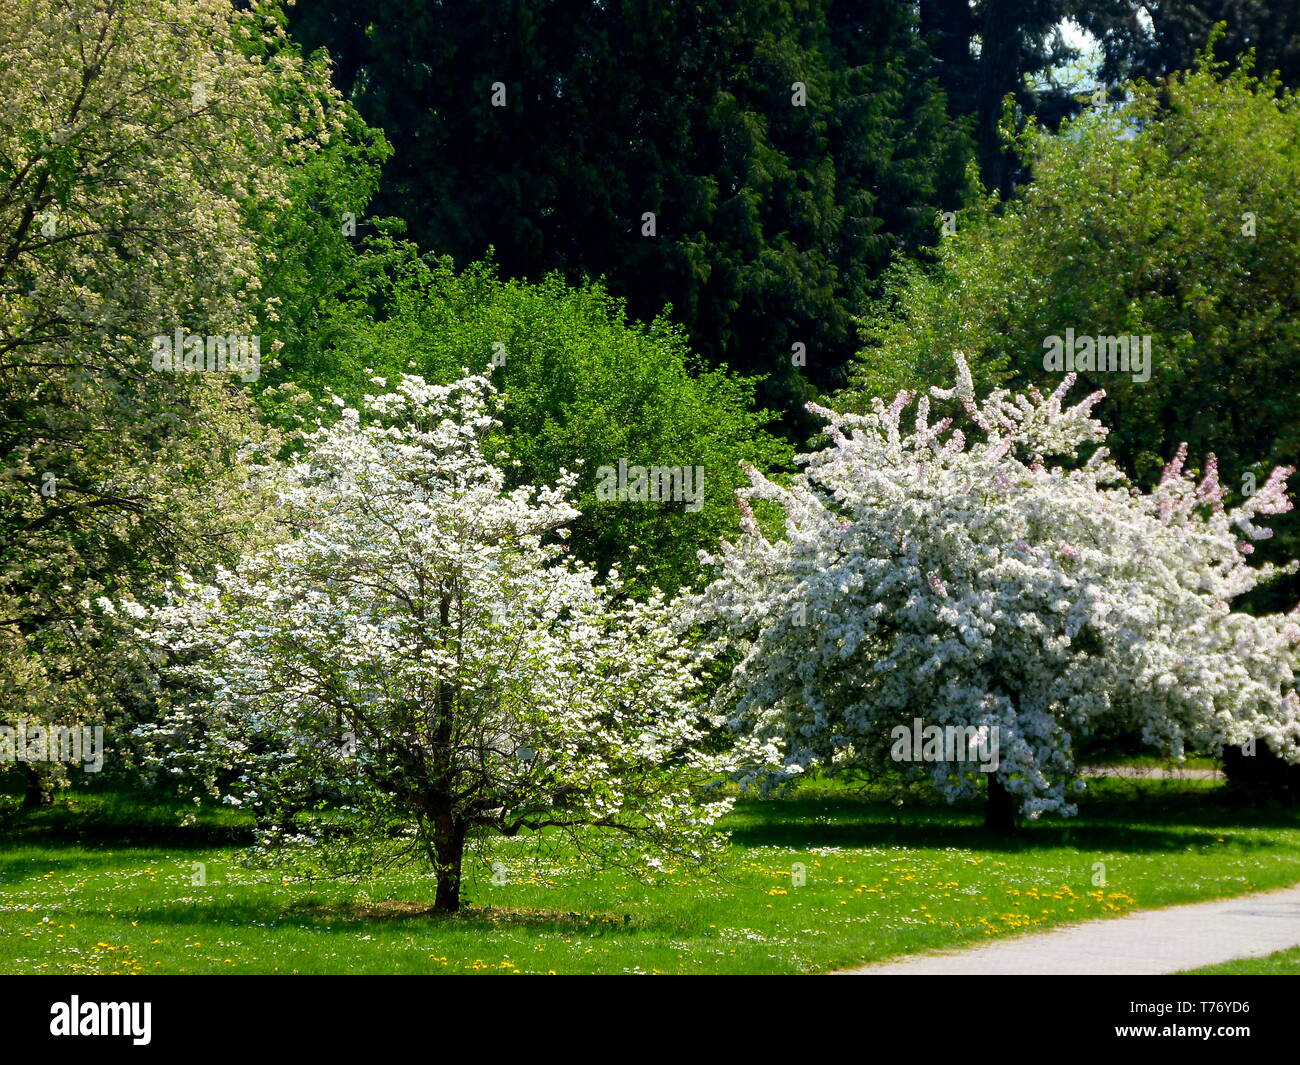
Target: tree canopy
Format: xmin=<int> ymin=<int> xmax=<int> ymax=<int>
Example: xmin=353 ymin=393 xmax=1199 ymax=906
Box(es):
xmin=688 ymin=354 xmax=1300 ymax=827
xmin=846 ymin=56 xmax=1300 ymax=607
xmin=288 ymin=0 xmax=973 ymax=418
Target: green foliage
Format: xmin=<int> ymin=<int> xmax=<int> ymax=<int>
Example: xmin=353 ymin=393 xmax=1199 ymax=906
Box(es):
xmin=846 ymin=56 xmax=1300 ymax=606
xmin=288 ymin=0 xmax=972 ymax=423
xmin=244 ymin=84 xmax=396 ymax=399
xmin=5 ymin=782 xmax=1300 ymax=973
xmin=341 ymin=258 xmax=792 ymax=592
xmin=232 ymin=26 xmax=410 ymax=428
xmin=0 ymin=0 xmax=323 ymax=775
xmin=1083 ymin=4 xmax=1300 ymax=89
xmin=918 ymin=0 xmax=1084 ymax=193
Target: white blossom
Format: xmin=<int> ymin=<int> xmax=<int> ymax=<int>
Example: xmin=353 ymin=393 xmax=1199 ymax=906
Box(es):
xmin=134 ymin=374 xmax=778 ymax=907
xmin=686 ymin=354 xmax=1300 ymax=818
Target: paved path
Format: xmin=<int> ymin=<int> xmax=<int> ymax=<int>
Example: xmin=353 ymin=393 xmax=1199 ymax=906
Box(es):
xmin=839 ymin=882 xmax=1300 ymax=975
xmin=1080 ymin=765 xmax=1224 ymax=780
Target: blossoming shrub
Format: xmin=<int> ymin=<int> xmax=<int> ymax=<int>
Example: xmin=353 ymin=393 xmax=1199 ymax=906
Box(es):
xmin=687 ymin=355 xmax=1300 ymax=826
xmin=133 ymin=374 xmax=776 ymax=910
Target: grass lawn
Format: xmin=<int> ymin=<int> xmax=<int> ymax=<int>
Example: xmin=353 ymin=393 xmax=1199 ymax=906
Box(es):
xmin=2 ymin=778 xmax=1298 ymax=975
xmin=1182 ymin=946 xmax=1300 ymax=975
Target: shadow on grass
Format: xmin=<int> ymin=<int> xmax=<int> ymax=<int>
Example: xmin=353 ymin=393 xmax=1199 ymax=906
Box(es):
xmin=107 ymin=895 xmax=670 ymax=936
xmin=284 ymin=898 xmax=650 ymax=933
xmin=726 ymin=789 xmax=1300 ymax=854
xmin=0 ymin=793 xmax=254 ymax=848
xmin=7 ymin=783 xmax=1298 ymax=871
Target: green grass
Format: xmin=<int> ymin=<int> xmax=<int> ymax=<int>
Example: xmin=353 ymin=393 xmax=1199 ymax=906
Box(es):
xmin=2 ymin=779 xmax=1298 ymax=974
xmin=1182 ymin=946 xmax=1300 ymax=975
xmin=1082 ymin=754 xmax=1221 ymax=772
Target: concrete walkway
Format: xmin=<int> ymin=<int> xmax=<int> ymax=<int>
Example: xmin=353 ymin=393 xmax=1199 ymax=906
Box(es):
xmin=1080 ymin=766 xmax=1224 ymax=780
xmin=840 ymin=882 xmax=1300 ymax=975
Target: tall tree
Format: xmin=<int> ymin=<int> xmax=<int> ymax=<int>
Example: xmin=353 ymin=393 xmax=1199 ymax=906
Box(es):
xmin=0 ymin=0 xmax=347 ymax=800
xmin=845 ymin=57 xmax=1300 ymax=610
xmin=1081 ymin=2 xmax=1300 ymax=89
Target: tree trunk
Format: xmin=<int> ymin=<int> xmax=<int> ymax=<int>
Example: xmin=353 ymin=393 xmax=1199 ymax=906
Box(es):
xmin=432 ymin=814 xmax=467 ymax=912
xmin=984 ymin=773 xmax=1016 ymax=833
xmin=21 ymin=763 xmax=48 ymax=809
xmin=975 ymin=0 xmax=1022 ymax=197
xmin=429 ymin=589 xmax=463 ymax=912
xmin=920 ymin=0 xmax=975 ymax=111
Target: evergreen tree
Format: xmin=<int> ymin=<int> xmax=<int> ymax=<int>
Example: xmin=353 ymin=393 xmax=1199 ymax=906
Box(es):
xmin=1081 ymin=1 xmax=1300 ymax=89
xmin=289 ymin=0 xmax=971 ymax=422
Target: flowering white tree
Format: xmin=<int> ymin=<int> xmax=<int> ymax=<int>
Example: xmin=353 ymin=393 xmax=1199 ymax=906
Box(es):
xmin=133 ymin=374 xmax=773 ymax=910
xmin=686 ymin=355 xmax=1300 ymax=829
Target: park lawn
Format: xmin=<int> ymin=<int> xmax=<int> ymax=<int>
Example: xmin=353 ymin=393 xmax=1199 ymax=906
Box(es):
xmin=1182 ymin=946 xmax=1300 ymax=975
xmin=1081 ymin=755 xmax=1221 ymax=772
xmin=2 ymin=779 xmax=1298 ymax=975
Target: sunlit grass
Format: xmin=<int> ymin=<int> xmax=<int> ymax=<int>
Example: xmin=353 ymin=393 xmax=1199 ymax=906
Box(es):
xmin=2 ymin=779 xmax=1298 ymax=974
xmin=1182 ymin=946 xmax=1300 ymax=975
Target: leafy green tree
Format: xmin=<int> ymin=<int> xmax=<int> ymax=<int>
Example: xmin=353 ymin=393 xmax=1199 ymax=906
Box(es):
xmin=845 ymin=55 xmax=1300 ymax=608
xmin=0 ymin=0 xmax=348 ymax=801
xmin=339 ymin=257 xmax=792 ymax=593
